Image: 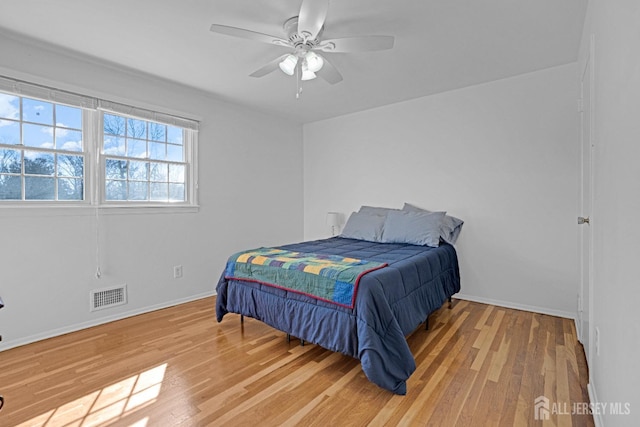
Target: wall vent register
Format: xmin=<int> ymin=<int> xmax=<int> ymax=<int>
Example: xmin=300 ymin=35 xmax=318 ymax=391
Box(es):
xmin=90 ymin=285 xmax=127 ymax=311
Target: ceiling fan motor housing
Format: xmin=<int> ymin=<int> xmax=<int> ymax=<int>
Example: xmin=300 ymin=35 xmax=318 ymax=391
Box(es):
xmin=283 ymin=16 xmax=322 ymax=51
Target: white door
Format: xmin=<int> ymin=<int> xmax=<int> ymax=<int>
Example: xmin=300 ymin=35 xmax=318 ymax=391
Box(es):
xmin=578 ymin=40 xmax=594 ymax=368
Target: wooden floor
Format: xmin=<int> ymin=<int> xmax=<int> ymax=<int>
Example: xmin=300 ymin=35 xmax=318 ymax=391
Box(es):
xmin=0 ymin=297 xmax=593 ymax=427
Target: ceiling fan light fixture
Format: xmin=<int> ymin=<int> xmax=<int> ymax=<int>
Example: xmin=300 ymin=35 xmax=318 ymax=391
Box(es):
xmin=301 ymin=69 xmax=317 ymax=81
xmin=279 ymin=54 xmax=298 ymax=76
xmin=304 ymin=51 xmax=324 ymax=73
xmin=301 ymin=60 xmax=317 ymax=81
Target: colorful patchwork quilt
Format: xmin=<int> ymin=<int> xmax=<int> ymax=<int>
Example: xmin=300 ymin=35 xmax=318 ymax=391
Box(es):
xmin=224 ymin=248 xmax=388 ymax=308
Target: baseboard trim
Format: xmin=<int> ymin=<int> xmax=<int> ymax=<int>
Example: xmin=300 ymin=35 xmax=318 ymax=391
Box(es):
xmin=0 ymin=291 xmax=216 ymax=352
xmin=455 ymin=293 xmax=576 ymax=320
xmin=588 ymin=383 xmax=604 ymax=427
xmin=575 ymin=317 xmax=583 ymax=344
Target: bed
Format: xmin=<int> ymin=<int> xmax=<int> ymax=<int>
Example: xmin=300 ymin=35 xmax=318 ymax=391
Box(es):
xmin=215 ymin=235 xmax=461 ymax=395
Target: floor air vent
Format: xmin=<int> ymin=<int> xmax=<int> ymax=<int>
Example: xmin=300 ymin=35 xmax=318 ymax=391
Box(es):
xmin=90 ymin=285 xmax=127 ymax=311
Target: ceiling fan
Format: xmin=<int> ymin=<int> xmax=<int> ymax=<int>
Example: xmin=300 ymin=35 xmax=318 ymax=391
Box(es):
xmin=209 ymin=0 xmax=394 ymax=97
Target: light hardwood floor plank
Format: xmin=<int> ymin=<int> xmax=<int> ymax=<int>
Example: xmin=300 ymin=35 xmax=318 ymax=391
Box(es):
xmin=0 ymin=297 xmax=593 ymax=426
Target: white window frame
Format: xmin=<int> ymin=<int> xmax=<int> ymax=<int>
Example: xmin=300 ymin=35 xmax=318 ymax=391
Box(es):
xmin=0 ymin=90 xmax=92 ymax=206
xmin=96 ymin=111 xmax=198 ymax=207
xmin=0 ymin=76 xmax=199 ymax=211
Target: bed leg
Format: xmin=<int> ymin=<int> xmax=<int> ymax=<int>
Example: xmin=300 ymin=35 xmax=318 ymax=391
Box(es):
xmin=240 ymin=314 xmax=244 ymax=323
xmin=286 ymin=334 xmax=291 ymax=343
xmin=300 ymin=339 xmax=305 ymax=346
xmin=425 ymin=316 xmax=429 ymax=331
xmin=448 ymin=297 xmax=453 ymax=309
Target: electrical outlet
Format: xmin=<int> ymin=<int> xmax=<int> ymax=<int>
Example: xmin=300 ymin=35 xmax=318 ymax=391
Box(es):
xmin=595 ymin=327 xmax=600 ymax=356
xmin=173 ymin=265 xmax=183 ymax=279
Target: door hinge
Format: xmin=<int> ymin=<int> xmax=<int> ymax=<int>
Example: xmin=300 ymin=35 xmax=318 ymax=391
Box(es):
xmin=578 ymin=216 xmax=590 ymax=225
xmin=578 ymin=98 xmax=584 ymax=113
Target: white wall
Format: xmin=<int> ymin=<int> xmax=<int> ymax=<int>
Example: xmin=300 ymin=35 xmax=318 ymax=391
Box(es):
xmin=579 ymin=1 xmax=640 ymax=425
xmin=304 ymin=63 xmax=580 ymax=317
xmin=0 ymin=34 xmax=304 ymax=350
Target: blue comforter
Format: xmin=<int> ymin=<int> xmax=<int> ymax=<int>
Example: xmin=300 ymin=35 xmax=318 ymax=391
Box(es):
xmin=215 ymin=237 xmax=460 ymax=395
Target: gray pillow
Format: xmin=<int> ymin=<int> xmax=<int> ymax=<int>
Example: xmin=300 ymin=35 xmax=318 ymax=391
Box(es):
xmin=340 ymin=211 xmax=386 ymax=242
xmin=381 ymin=210 xmax=446 ymax=247
xmin=402 ymin=203 xmax=464 ymax=244
xmin=358 ymin=205 xmax=401 ymax=217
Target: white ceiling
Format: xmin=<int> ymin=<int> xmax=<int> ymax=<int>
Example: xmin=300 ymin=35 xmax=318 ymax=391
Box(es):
xmin=0 ymin=0 xmax=587 ymax=124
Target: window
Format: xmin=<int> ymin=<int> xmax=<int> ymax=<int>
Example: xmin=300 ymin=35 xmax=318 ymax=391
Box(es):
xmin=0 ymin=92 xmax=85 ymax=201
xmin=102 ymin=113 xmax=188 ymax=202
xmin=0 ymin=76 xmax=199 ymax=207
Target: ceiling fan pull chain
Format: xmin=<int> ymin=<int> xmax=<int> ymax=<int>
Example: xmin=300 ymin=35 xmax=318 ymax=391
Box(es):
xmin=296 ymin=63 xmax=301 ymax=99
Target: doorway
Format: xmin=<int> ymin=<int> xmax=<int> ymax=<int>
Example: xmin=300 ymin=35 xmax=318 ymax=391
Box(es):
xmin=578 ymin=36 xmax=594 ymax=370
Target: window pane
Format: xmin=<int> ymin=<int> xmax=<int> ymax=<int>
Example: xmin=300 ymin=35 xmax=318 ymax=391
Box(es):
xmin=149 ymin=122 xmax=166 ymax=142
xmin=168 ymin=164 xmax=184 ymax=183
xmin=128 ymin=161 xmax=148 ymax=180
xmin=0 ymin=120 xmax=20 ymax=145
xmin=128 ymin=181 xmax=148 ymax=200
xmin=167 ymin=126 xmax=183 ymax=145
xmin=58 ymin=155 xmax=84 ymax=178
xmin=149 ymin=141 xmax=166 ymax=160
xmin=56 ymin=129 xmax=82 ymax=151
xmin=58 ymin=178 xmax=83 ymax=200
xmin=0 ymin=90 xmax=86 ymax=203
xmin=24 ymin=151 xmax=54 ymax=175
xmin=56 ymin=104 xmax=82 ymax=130
xmin=23 ymin=98 xmax=53 ymax=125
xmin=23 ymin=123 xmax=54 ymax=148
xmin=104 ymin=114 xmax=125 ymax=136
xmin=126 ymin=139 xmax=147 ymax=158
xmin=150 ymin=182 xmax=168 ymax=201
xmin=0 ymin=93 xmax=20 ymax=120
xmin=0 ymin=175 xmax=21 ymax=199
xmin=106 ymin=179 xmax=126 ymax=200
xmin=169 ymin=183 xmax=185 ymax=201
xmin=104 ymin=136 xmax=125 ymax=156
xmin=167 ymin=144 xmax=183 ymax=162
xmin=150 ymin=162 xmax=167 ymax=182
xmin=99 ymin=112 xmax=192 ymax=205
xmin=25 ymin=176 xmax=55 ymax=199
xmin=127 ymin=118 xmax=147 ymax=139
xmin=0 ymin=149 xmax=21 ymax=173
xmin=106 ymin=159 xmax=128 ymax=180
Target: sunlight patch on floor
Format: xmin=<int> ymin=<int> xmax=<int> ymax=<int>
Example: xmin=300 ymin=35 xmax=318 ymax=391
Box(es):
xmin=17 ymin=364 xmax=166 ymax=427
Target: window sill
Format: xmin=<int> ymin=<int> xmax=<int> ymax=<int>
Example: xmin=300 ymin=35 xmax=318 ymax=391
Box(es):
xmin=0 ymin=203 xmax=200 ymax=217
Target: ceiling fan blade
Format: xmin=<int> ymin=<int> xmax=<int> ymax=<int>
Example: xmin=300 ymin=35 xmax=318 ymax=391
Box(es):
xmin=315 ymin=56 xmax=343 ymax=84
xmin=210 ymin=24 xmax=291 ymax=47
xmin=298 ymin=0 xmax=329 ymax=40
xmin=249 ymin=54 xmax=290 ymax=78
xmin=316 ymin=35 xmax=395 ymax=53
